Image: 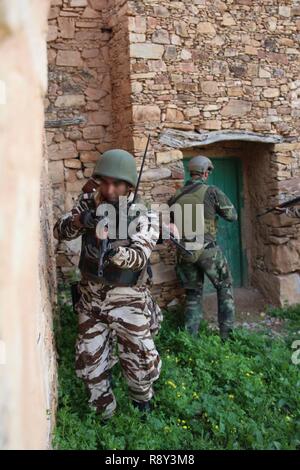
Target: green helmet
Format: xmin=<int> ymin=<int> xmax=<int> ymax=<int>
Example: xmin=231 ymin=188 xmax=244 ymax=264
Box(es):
xmin=93 ymin=149 xmax=138 ymax=187
xmin=188 ymin=155 xmax=214 ymax=174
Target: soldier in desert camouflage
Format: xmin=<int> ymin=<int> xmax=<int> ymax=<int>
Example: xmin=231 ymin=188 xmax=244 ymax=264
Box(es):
xmin=54 ymin=149 xmax=162 ymax=420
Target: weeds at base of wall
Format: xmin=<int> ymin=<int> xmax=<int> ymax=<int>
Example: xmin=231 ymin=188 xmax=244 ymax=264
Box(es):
xmin=53 ymin=292 xmax=300 ymax=450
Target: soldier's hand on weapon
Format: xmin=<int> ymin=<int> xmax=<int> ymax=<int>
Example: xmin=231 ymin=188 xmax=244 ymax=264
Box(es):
xmin=78 ymin=210 xmax=99 ymax=228
xmin=257 ymin=195 xmax=300 ymax=217
xmin=72 ymin=213 xmax=84 ymax=229
xmin=274 ymin=206 xmax=286 ymax=213
xmin=96 ymin=224 xmax=112 ymax=276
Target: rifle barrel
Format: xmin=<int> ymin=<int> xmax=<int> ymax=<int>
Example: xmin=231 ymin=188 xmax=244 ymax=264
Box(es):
xmin=257 ymin=195 xmax=300 ymax=218
xmin=169 ymin=234 xmax=193 ymax=255
xmin=280 ymin=195 xmax=300 ymax=208
xmin=132 ymin=134 xmax=151 ymax=204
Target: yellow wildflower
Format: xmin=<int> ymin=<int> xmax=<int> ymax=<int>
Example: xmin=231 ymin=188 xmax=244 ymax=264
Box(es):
xmin=166 ymin=380 xmax=177 ymax=389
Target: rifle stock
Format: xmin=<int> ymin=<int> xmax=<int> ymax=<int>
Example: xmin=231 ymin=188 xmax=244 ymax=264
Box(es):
xmin=98 ymin=238 xmax=111 ymax=277
xmin=169 ymin=233 xmax=193 ymax=255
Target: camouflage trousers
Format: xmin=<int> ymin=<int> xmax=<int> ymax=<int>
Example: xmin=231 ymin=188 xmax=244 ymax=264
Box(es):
xmin=75 ymin=280 xmax=162 ymax=419
xmin=175 ymin=245 xmax=235 ymax=336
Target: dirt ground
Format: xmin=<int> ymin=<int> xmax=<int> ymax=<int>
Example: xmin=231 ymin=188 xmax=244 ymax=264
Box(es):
xmin=203 ymin=287 xmax=285 ymax=335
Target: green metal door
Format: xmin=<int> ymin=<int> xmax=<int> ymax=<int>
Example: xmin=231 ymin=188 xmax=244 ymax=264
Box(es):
xmin=183 ymin=157 xmax=244 ymax=292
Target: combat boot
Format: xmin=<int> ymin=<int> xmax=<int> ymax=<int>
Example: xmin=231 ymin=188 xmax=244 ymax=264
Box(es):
xmin=132 ymin=400 xmax=152 ymax=421
xmin=220 ymin=328 xmax=234 ymax=342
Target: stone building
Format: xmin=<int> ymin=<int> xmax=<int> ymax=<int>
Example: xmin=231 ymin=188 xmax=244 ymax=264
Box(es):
xmin=47 ymin=0 xmax=300 ymax=307
xmin=0 ymin=0 xmax=299 ymax=449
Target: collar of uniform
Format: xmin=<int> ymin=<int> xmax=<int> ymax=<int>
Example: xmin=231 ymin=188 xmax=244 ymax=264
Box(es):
xmin=127 ymin=191 xmax=135 ymax=203
xmin=186 ymin=177 xmax=205 ymax=186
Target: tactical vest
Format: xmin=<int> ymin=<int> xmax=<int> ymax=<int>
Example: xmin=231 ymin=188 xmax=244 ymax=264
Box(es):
xmin=78 ymin=198 xmax=147 ymax=287
xmin=174 ymin=183 xmax=217 ymax=238
xmin=172 ymin=183 xmax=217 ymax=262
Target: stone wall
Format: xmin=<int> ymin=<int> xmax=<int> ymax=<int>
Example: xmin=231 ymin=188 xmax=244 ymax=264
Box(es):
xmin=39 ymin=135 xmax=58 ymax=443
xmin=48 ymin=0 xmax=300 ymax=306
xmin=107 ymin=0 xmax=134 ymax=150
xmin=127 ymin=0 xmax=300 ymax=306
xmin=0 ymin=0 xmax=57 ymax=449
xmin=128 ymin=0 xmax=300 ymax=135
xmin=253 ymin=153 xmax=300 ymax=304
xmin=47 ymin=0 xmax=135 ymax=274
xmin=47 ymin=0 xmax=112 ymax=272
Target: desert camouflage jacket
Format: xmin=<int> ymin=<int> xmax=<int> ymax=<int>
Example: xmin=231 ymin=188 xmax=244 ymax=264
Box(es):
xmin=54 ymin=190 xmax=159 ymax=277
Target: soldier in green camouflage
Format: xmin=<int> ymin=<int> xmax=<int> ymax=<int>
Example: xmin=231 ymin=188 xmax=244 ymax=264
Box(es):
xmin=54 ymin=149 xmax=162 ymax=420
xmin=168 ymin=156 xmax=237 ymax=340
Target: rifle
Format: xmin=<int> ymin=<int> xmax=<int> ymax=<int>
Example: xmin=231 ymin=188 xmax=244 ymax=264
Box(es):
xmin=257 ymin=195 xmax=300 ymax=218
xmin=168 ymin=233 xmax=193 ymax=255
xmin=98 ymin=223 xmax=110 ymax=277
xmin=129 ymin=135 xmax=192 ymax=256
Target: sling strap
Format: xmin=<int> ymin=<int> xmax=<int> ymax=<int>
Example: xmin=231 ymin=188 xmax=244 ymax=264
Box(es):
xmin=168 ymin=180 xmax=204 ymax=207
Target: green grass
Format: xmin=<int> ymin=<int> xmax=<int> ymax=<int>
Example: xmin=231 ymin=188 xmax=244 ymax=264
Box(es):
xmin=52 ymin=292 xmax=300 ymax=450
xmin=267 ymin=303 xmax=300 ymax=341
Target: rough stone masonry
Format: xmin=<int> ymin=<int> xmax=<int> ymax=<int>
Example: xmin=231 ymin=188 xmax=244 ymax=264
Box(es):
xmin=46 ymin=0 xmax=300 ymax=307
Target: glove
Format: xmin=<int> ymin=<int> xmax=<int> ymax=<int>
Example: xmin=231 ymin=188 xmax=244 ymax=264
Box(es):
xmin=79 ymin=210 xmax=98 ymax=228
xmin=105 ymin=247 xmax=118 ymax=260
